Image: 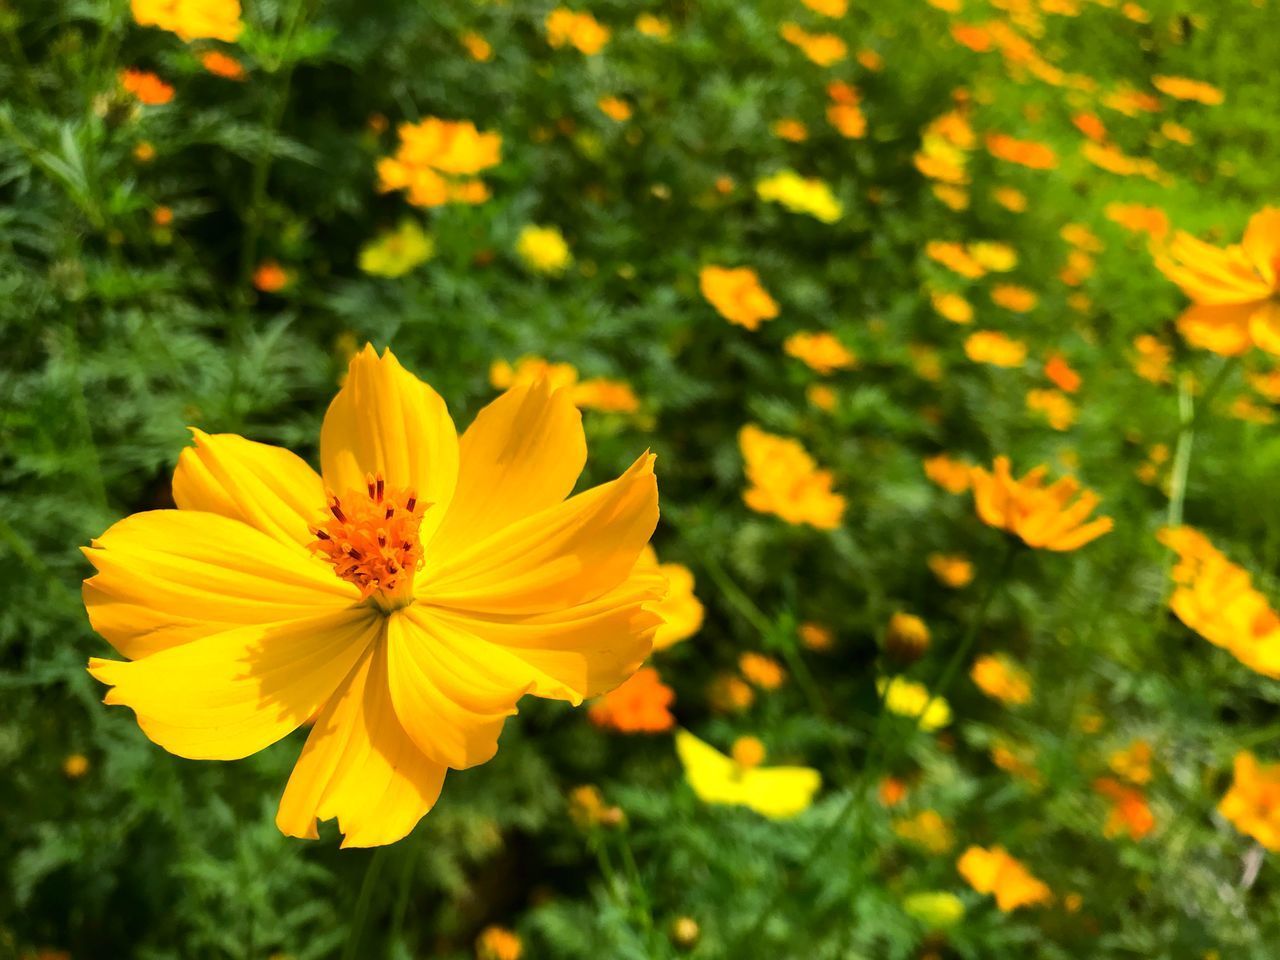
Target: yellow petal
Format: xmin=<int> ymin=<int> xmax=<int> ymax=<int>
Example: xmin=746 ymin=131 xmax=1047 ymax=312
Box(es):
xmin=320 ymin=345 xmax=459 ymax=545
xmin=88 ymin=606 xmax=380 ymax=760
xmin=385 ymin=606 xmax=535 ymax=769
xmin=1243 ymin=207 xmax=1280 ymax=288
xmin=741 ymin=766 xmax=823 ymax=818
xmin=430 ymin=378 xmax=586 ymax=555
xmin=1176 ymin=302 xmax=1256 ymax=356
xmin=676 ymin=730 xmax=742 ymax=804
xmin=420 ymin=452 xmax=659 ymax=615
xmin=83 ymin=510 xmax=360 ymax=659
xmin=276 ymin=638 xmax=447 ymax=848
xmin=1249 ymin=300 xmax=1280 ymax=355
xmin=172 ymin=429 xmax=325 ymax=549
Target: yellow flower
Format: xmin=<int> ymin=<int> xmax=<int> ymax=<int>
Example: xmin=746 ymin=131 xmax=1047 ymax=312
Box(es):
xmin=772 ymin=118 xmax=809 ymax=142
xmin=131 ymin=0 xmax=243 ymax=42
xmin=925 ymin=240 xmax=984 ymax=278
xmin=990 ymin=284 xmax=1038 ymax=313
xmin=969 ymin=456 xmax=1113 ymax=551
xmin=85 ymin=346 xmax=661 ymax=847
xmin=902 ymin=891 xmax=965 ymax=929
xmin=637 ymin=546 xmax=703 ymax=650
xmin=1131 ymin=334 xmax=1172 ymax=383
xmin=779 ymin=23 xmax=847 ymax=66
xmin=985 ymin=133 xmax=1057 ymax=170
xmin=807 ymin=383 xmax=838 ymax=411
xmin=63 ymin=754 xmax=90 ymax=778
xmin=1026 ymin=388 xmax=1076 ymax=431
xmin=546 ymin=8 xmax=610 ymax=55
xmin=1152 ymin=75 xmax=1224 ymax=105
xmin=784 ymin=331 xmax=857 ymax=374
xmin=993 ymin=186 xmax=1028 ymax=212
xmin=676 ymin=730 xmax=821 ymax=819
xmin=739 ymin=425 xmax=845 ymax=530
xmin=1219 ymin=751 xmax=1280 ymax=850
xmin=965 ymin=331 xmax=1028 ymax=367
xmin=490 ymin=356 xmax=579 ymax=393
xmin=460 ymin=32 xmax=493 ymax=62
xmin=377 ymin=118 xmax=501 ymax=208
xmin=970 ymin=653 xmax=1032 ymax=705
xmin=928 ymin=553 xmax=974 ymax=588
xmin=957 ymin=846 xmax=1051 ymax=911
xmin=597 ymin=96 xmax=632 ymax=122
xmin=878 ymin=677 xmax=950 ymax=731
xmin=571 ymin=378 xmax=640 ymax=414
xmin=358 ymin=220 xmax=434 ymax=278
xmin=969 ymin=242 xmax=1017 ymax=272
xmin=931 ymin=289 xmax=973 ymax=324
xmin=893 ymin=809 xmax=954 ymax=853
xmin=699 ymin=266 xmax=779 ymax=330
xmin=516 ymin=224 xmax=572 ymax=275
xmin=739 ymin=652 xmax=786 ymax=690
xmin=1153 ymin=207 xmax=1280 ymax=356
xmin=923 ymin=453 xmax=971 ymax=494
xmin=1106 ymin=202 xmax=1169 ymax=239
xmin=476 ymin=926 xmax=522 ymax=960
xmin=756 ymin=171 xmax=842 ymax=223
xmin=885 ymin=611 xmax=930 ymax=663
xmin=634 ymin=13 xmax=671 ymax=39
xmin=1108 ymin=739 xmax=1153 ymax=785
xmin=801 ymin=0 xmax=847 ymax=15
xmin=799 ymin=621 xmax=834 ymax=651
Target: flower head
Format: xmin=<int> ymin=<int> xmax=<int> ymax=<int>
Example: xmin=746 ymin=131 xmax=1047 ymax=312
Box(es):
xmin=546 ymin=8 xmax=610 ymax=54
xmin=358 ymin=220 xmax=434 ymax=278
xmin=676 ymin=730 xmax=820 ymax=818
xmin=199 ymin=50 xmax=245 ymax=79
xmin=377 ymin=119 xmax=501 ymax=208
xmin=131 ymin=0 xmax=243 ymax=42
xmin=928 ymin=553 xmax=974 ymax=588
xmin=971 ymin=653 xmax=1032 ymax=705
xmin=588 ymin=666 xmax=675 ymax=733
xmin=965 ymin=330 xmax=1027 ymax=368
xmin=779 ymin=23 xmax=847 ymax=66
xmin=700 ymin=266 xmax=779 ymax=330
xmin=1092 ymin=777 xmax=1155 ymax=840
xmin=638 ymin=547 xmax=703 ymax=649
xmin=878 ymin=677 xmax=950 ymax=731
xmin=969 ymin=457 xmax=1113 ymax=550
xmin=957 ymin=845 xmax=1051 ymax=911
xmin=516 ymin=225 xmax=572 ymax=275
xmin=739 ymin=425 xmax=845 ymax=529
xmin=85 ymin=346 xmax=661 ymax=846
xmin=119 ymin=69 xmax=174 ymax=105
xmin=1152 ymin=75 xmax=1224 ymax=105
xmin=1219 ymin=751 xmax=1280 ymax=850
xmin=784 ymin=331 xmax=857 ymax=374
xmin=756 ymin=171 xmax=842 ymax=223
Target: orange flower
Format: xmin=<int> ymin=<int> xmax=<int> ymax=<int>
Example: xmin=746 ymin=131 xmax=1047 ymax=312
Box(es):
xmin=199 ymin=49 xmax=245 ymax=80
xmin=700 ymin=266 xmax=779 ymax=330
xmin=1131 ymin=334 xmax=1172 ymax=383
xmin=894 ymin=809 xmax=954 ymax=853
xmin=1082 ymin=142 xmax=1169 ymax=184
xmin=856 ymin=49 xmax=884 ymax=71
xmin=1092 ymin=777 xmax=1154 ymax=840
xmin=131 ymin=0 xmax=243 ymax=42
xmin=740 ymin=426 xmax=844 ymax=529
xmin=546 ymin=8 xmax=610 ymax=54
xmin=991 ymin=284 xmax=1037 ymax=313
xmin=807 ymin=383 xmax=837 ymax=411
xmin=826 ymin=83 xmax=866 ymax=138
xmin=1026 ymin=388 xmax=1076 ymax=430
xmin=571 ymin=378 xmax=640 ymax=414
xmin=1152 ymin=75 xmax=1224 ymax=105
xmin=739 ymin=652 xmax=786 ymax=690
xmin=588 ymin=667 xmax=675 ymax=733
xmin=1043 ymin=353 xmax=1081 ymax=393
xmin=926 ymin=240 xmax=985 ymax=278
xmin=951 ymin=23 xmax=994 ymax=52
xmin=969 ymin=456 xmax=1113 ymax=551
xmin=993 ymin=186 xmax=1027 ymax=212
xmin=1071 ymin=112 xmax=1107 ymax=143
xmin=928 ymin=553 xmax=974 ymax=588
xmin=1108 ymin=739 xmax=1153 ymax=785
xmin=1219 ymin=751 xmax=1280 ymax=850
xmin=784 ymin=331 xmax=857 ymax=374
xmin=460 ymin=31 xmax=493 ymax=61
xmin=377 ymin=118 xmax=501 ymax=208
xmin=931 ymin=289 xmax=974 ymax=324
xmin=985 ymin=133 xmax=1057 ymax=170
xmin=779 ymin=23 xmax=847 ymax=66
xmin=476 ymin=925 xmax=523 ymax=960
xmin=799 ymin=622 xmax=834 ymax=651
xmin=119 ymin=69 xmax=174 ymax=105
xmin=923 ymin=453 xmax=971 ymax=494
xmin=970 ymin=653 xmax=1032 ymax=705
xmin=801 ymin=0 xmax=847 ymax=15
xmin=1161 ymin=120 xmax=1195 ymax=145
xmin=964 ymin=330 xmax=1027 ymax=367
xmin=772 ymin=118 xmax=809 ymax=142
xmin=957 ymin=846 xmax=1051 ymax=911
xmin=252 ymin=260 xmax=289 ymax=293
xmin=598 ymin=96 xmax=632 ymax=122
xmin=1153 ymin=207 xmax=1280 ymax=356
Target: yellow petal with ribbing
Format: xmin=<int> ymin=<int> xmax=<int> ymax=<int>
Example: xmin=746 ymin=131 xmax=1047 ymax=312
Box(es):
xmin=429 ymin=378 xmax=586 ymax=555
xmin=172 ymin=429 xmax=325 ymax=549
xmin=320 ymin=345 xmax=459 ymax=545
xmin=88 ymin=606 xmax=379 ymax=760
xmin=276 ymin=638 xmax=447 ymax=848
xmin=1176 ymin=302 xmax=1256 ymax=356
xmin=420 ymin=452 xmax=659 ymax=615
xmin=1242 ymin=207 xmax=1280 ymax=288
xmin=82 ymin=510 xmax=359 ymax=659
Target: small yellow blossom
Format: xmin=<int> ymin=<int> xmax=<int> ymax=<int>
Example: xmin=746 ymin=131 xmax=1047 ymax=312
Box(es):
xmin=970 ymin=457 xmax=1113 ymax=550
xmin=928 ymin=553 xmax=974 ymax=588
xmin=358 ymin=221 xmax=434 ymax=278
xmin=699 ymin=266 xmax=779 ymax=330
xmin=516 ymin=225 xmax=572 ymax=275
xmin=965 ymin=331 xmax=1028 ymax=368
xmin=878 ymin=676 xmax=951 ymax=731
xmin=957 ymin=846 xmax=1051 ymax=911
xmin=739 ymin=425 xmax=845 ymax=529
xmin=676 ymin=730 xmax=821 ymax=818
xmin=784 ymin=332 xmax=857 ymax=374
xmin=546 ymin=8 xmax=610 ymax=54
xmin=756 ymin=171 xmax=842 ymax=223
xmin=971 ymin=653 xmax=1032 ymax=705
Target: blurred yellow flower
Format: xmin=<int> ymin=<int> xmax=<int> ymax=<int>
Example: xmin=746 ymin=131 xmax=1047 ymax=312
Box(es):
xmin=902 ymin=891 xmax=965 ymax=929
xmin=476 ymin=926 xmax=522 ymax=960
xmin=784 ymin=331 xmax=857 ymax=374
xmin=799 ymin=621 xmax=834 ymax=651
xmin=546 ymin=8 xmax=610 ymax=55
xmin=516 ymin=224 xmax=572 ymax=275
xmin=634 ymin=13 xmax=671 ymax=39
xmin=1082 ymin=141 xmax=1169 ymax=184
xmin=991 ymin=284 xmax=1038 ymax=313
xmin=993 ymin=186 xmax=1027 ymax=212
xmin=676 ymin=730 xmax=821 ymax=818
xmin=1153 ymin=207 xmax=1280 ymax=356
xmin=1131 ymin=334 xmax=1172 ymax=383
xmin=772 ymin=118 xmax=809 ymax=142
xmin=801 ymin=0 xmax=847 ymax=16
xmin=739 ymin=652 xmax=786 ymax=690
xmin=970 ymin=653 xmax=1032 ymax=705
xmin=598 ymin=96 xmax=632 ymax=121
xmin=131 ymin=0 xmax=242 ymax=42
xmin=1026 ymin=388 xmax=1076 ymax=430
xmin=699 ymin=266 xmax=779 ymax=330
xmin=1105 ymin=202 xmax=1169 ymax=239
xmin=986 ymin=132 xmax=1057 ymax=170
xmin=1219 ymin=751 xmax=1280 ymax=850
xmin=377 ymin=118 xmax=501 ymax=208
xmin=931 ymin=289 xmax=974 ymax=324
xmin=923 ymin=453 xmax=972 ymax=494
xmin=807 ymin=383 xmax=838 ymax=411
xmin=756 ymin=171 xmax=842 ymax=223
xmin=460 ymin=32 xmax=493 ymax=62
xmin=965 ymin=330 xmax=1027 ymax=367
xmin=970 ymin=456 xmax=1113 ymax=551
xmin=894 ymin=809 xmax=954 ymax=853
xmin=63 ymin=753 xmax=90 ymax=778
xmin=1152 ymin=75 xmax=1224 ymax=105
xmin=969 ymin=242 xmax=1017 ymax=272
xmin=358 ymin=220 xmax=434 ymax=278
xmin=637 ymin=546 xmax=703 ymax=650
xmin=878 ymin=676 xmax=951 ymax=731
xmin=926 ymin=240 xmax=984 ymax=278
xmin=928 ymin=553 xmax=974 ymax=588
xmin=739 ymin=425 xmax=845 ymax=530
xmin=885 ymin=611 xmax=931 ymax=663
xmin=489 ymin=356 xmax=637 ymax=413
xmin=86 ymin=346 xmax=662 ymax=847
xmin=779 ymin=23 xmax=847 ymax=67
xmin=957 ymin=846 xmax=1051 ymax=911
xmin=1108 ymin=740 xmax=1153 ymax=785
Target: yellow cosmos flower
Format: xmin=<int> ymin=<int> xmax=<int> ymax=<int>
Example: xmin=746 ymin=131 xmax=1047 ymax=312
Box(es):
xmin=358 ymin=220 xmax=434 ymax=278
xmin=1108 ymin=739 xmax=1153 ymax=785
xmin=377 ymin=118 xmax=501 ymax=209
xmin=597 ymin=96 xmax=632 ymax=122
xmin=801 ymin=0 xmax=847 ymax=15
xmin=489 ymin=356 xmax=637 ymax=414
xmin=784 ymin=331 xmax=857 ymax=374
xmin=970 ymin=653 xmax=1032 ymax=705
xmin=925 ymin=240 xmax=985 ymax=278
xmin=893 ymin=809 xmax=954 ymax=853
xmin=1153 ymin=207 xmax=1280 ymax=356
xmin=516 ymin=224 xmax=572 ymax=275
xmin=546 ymin=8 xmax=610 ymax=55
xmin=460 ymin=31 xmax=493 ymax=62
xmin=969 ymin=242 xmax=1017 ymax=273
xmin=739 ymin=425 xmax=845 ymax=530
xmin=957 ymin=845 xmax=1051 ymax=911
xmin=965 ymin=330 xmax=1028 ymax=367
xmin=1219 ymin=751 xmax=1280 ymax=850
xmin=902 ymin=891 xmax=965 ymax=929
xmin=1152 ymin=75 xmax=1224 ymax=105
xmin=1082 ymin=141 xmax=1169 ymax=185
xmin=931 ymin=289 xmax=974 ymax=324
xmin=1106 ymin=202 xmax=1169 ymax=239
xmin=476 ymin=926 xmax=522 ymax=960
xmin=923 ymin=453 xmax=971 ymax=494
xmin=699 ymin=266 xmax=779 ymax=330
xmin=85 ymin=346 xmax=662 ymax=847
xmin=1026 ymin=388 xmax=1076 ymax=431
xmin=1131 ymin=334 xmax=1172 ymax=383
xmin=638 ymin=546 xmax=704 ymax=650
xmin=928 ymin=552 xmax=974 ymax=588
xmin=779 ymin=23 xmax=847 ymax=66
xmin=756 ymin=170 xmax=842 ymax=223
xmin=634 ymin=13 xmax=671 ymax=39
xmin=676 ymin=730 xmax=821 ymax=819
xmin=993 ymin=186 xmax=1028 ymax=212
xmin=878 ymin=677 xmax=950 ymax=731
xmin=991 ymin=284 xmax=1038 ymax=313
xmin=131 ymin=0 xmax=243 ymax=42
xmin=969 ymin=456 xmax=1113 ymax=551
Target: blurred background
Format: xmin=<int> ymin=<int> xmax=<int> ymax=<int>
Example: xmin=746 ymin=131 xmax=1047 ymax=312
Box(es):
xmin=4 ymin=0 xmax=1280 ymax=957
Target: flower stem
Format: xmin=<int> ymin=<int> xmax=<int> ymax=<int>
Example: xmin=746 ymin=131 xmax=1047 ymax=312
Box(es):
xmin=341 ymin=846 xmax=389 ymax=960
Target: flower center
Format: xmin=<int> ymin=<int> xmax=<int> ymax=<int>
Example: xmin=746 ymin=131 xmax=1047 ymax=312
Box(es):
xmin=309 ymin=473 xmax=427 ymax=612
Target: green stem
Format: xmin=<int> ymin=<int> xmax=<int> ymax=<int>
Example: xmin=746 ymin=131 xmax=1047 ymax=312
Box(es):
xmin=1166 ymin=373 xmax=1196 ymax=530
xmin=341 ymin=846 xmax=389 ymax=960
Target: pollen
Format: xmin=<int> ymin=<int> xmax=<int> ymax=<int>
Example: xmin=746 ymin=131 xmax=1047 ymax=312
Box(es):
xmin=309 ymin=472 xmax=427 ymax=610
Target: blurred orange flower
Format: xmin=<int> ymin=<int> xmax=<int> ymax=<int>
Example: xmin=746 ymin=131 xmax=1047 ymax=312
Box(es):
xmin=1105 ymin=203 xmax=1169 ymax=239
xmin=784 ymin=331 xmax=857 ymax=374
xmin=991 ymin=284 xmax=1038 ymax=313
xmin=1093 ymin=778 xmax=1155 ymax=840
xmin=779 ymin=23 xmax=847 ymax=66
xmin=1152 ymin=75 xmax=1224 ymax=105
xmin=252 ymin=260 xmax=289 ymax=293
xmin=924 ymin=453 xmax=972 ymax=494
xmin=970 ymin=456 xmax=1113 ymax=550
xmin=199 ymin=50 xmax=245 ymax=79
xmin=965 ymin=330 xmax=1027 ymax=367
xmin=985 ymin=133 xmax=1057 ymax=170
xmin=700 ymin=266 xmax=779 ymax=330
xmin=1044 ymin=353 xmax=1081 ymax=392
xmin=957 ymin=846 xmax=1051 ymax=911
xmin=119 ymin=69 xmax=174 ymax=105
xmin=588 ymin=667 xmax=675 ymax=733
xmin=1026 ymin=388 xmax=1076 ymax=430
xmin=971 ymin=653 xmax=1032 ymax=705
xmin=739 ymin=425 xmax=845 ymax=529
xmin=377 ymin=118 xmax=501 ymax=208
xmin=546 ymin=8 xmax=610 ymax=54
xmin=1220 ymin=751 xmax=1280 ymax=850
xmin=928 ymin=553 xmax=974 ymax=588
xmin=740 ymin=652 xmax=787 ymax=690
xmin=772 ymin=118 xmax=809 ymax=142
